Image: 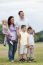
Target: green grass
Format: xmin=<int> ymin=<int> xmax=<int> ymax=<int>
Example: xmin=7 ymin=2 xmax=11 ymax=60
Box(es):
xmin=0 ymin=42 xmax=43 ymax=65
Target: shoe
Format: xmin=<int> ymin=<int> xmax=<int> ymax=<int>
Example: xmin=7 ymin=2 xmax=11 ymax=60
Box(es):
xmin=29 ymin=60 xmax=32 ymax=62
xmin=27 ymin=58 xmax=32 ymax=62
xmin=22 ymin=58 xmax=26 ymax=62
xmin=31 ymin=58 xmax=34 ymax=61
xmin=29 ymin=57 xmax=34 ymax=61
xmin=11 ymin=60 xmax=14 ymax=63
xmin=19 ymin=58 xmax=25 ymax=62
xmin=19 ymin=59 xmax=23 ymax=61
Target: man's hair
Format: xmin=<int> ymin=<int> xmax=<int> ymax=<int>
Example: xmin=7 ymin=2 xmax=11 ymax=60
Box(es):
xmin=18 ymin=11 xmax=23 ymax=15
xmin=21 ymin=25 xmax=26 ymax=29
xmin=27 ymin=26 xmax=32 ymax=31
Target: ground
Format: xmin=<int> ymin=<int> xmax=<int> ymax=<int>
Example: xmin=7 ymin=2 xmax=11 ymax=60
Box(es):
xmin=0 ymin=42 xmax=43 ymax=65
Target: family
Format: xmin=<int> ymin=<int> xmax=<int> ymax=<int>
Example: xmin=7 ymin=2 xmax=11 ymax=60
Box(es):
xmin=2 ymin=11 xmax=35 ymax=62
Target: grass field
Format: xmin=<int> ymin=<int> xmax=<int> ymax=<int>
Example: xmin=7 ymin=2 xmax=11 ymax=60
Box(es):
xmin=0 ymin=42 xmax=43 ymax=65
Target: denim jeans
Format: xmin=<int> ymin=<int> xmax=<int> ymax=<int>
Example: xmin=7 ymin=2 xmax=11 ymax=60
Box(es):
xmin=8 ymin=40 xmax=17 ymax=61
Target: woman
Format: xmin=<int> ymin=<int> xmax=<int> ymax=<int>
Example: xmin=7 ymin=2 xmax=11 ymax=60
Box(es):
xmin=7 ymin=16 xmax=18 ymax=62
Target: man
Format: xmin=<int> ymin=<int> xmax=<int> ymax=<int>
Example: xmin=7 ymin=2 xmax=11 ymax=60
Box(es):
xmin=17 ymin=11 xmax=29 ymax=29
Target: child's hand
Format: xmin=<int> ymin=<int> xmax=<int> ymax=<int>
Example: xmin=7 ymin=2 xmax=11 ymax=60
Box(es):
xmin=3 ymin=44 xmax=6 ymax=47
xmin=27 ymin=45 xmax=29 ymax=48
xmin=26 ymin=44 xmax=29 ymax=48
xmin=27 ymin=44 xmax=29 ymax=48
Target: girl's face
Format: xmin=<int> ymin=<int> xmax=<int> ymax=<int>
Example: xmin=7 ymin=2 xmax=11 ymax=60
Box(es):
xmin=3 ymin=20 xmax=7 ymax=25
xmin=10 ymin=18 xmax=14 ymax=24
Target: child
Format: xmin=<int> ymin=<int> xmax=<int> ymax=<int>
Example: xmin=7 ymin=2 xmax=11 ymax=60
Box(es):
xmin=2 ymin=20 xmax=8 ymax=46
xmin=27 ymin=27 xmax=35 ymax=62
xmin=18 ymin=25 xmax=28 ymax=61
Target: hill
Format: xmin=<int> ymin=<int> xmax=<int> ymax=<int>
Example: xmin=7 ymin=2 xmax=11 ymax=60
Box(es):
xmin=35 ymin=31 xmax=43 ymax=42
xmin=0 ymin=24 xmax=43 ymax=43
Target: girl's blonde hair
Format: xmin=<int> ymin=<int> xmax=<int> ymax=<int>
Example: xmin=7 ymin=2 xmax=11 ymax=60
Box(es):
xmin=2 ymin=19 xmax=8 ymax=28
xmin=2 ymin=20 xmax=7 ymax=25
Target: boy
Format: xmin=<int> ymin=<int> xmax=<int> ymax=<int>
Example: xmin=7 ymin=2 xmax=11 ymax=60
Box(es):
xmin=27 ymin=27 xmax=35 ymax=62
xmin=18 ymin=25 xmax=28 ymax=61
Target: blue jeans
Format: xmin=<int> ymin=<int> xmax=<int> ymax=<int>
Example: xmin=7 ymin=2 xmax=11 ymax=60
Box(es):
xmin=8 ymin=40 xmax=17 ymax=61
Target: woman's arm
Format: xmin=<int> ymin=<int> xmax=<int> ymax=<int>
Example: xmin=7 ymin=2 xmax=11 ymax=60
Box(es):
xmin=16 ymin=27 xmax=21 ymax=39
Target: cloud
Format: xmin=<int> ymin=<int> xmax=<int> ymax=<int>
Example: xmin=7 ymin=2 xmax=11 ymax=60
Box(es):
xmin=0 ymin=0 xmax=43 ymax=32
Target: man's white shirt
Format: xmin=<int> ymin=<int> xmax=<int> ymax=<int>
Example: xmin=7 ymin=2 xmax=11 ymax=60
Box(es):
xmin=15 ymin=18 xmax=29 ymax=29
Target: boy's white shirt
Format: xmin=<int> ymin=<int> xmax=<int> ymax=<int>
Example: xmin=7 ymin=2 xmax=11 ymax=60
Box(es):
xmin=20 ymin=31 xmax=28 ymax=45
xmin=28 ymin=34 xmax=35 ymax=45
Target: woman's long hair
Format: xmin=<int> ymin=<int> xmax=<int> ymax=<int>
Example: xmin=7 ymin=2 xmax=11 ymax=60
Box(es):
xmin=8 ymin=16 xmax=14 ymax=27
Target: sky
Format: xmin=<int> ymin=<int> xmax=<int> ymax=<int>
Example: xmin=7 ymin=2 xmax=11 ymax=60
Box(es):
xmin=0 ymin=0 xmax=43 ymax=32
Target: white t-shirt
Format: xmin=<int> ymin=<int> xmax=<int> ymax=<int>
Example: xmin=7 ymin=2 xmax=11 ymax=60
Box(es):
xmin=28 ymin=34 xmax=34 ymax=45
xmin=16 ymin=18 xmax=29 ymax=29
xmin=20 ymin=31 xmax=28 ymax=45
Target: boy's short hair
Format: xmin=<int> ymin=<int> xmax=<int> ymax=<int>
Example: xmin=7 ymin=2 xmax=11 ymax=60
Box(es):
xmin=27 ymin=26 xmax=32 ymax=31
xmin=21 ymin=25 xmax=26 ymax=29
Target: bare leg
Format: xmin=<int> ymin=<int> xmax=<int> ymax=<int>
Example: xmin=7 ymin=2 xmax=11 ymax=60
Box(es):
xmin=29 ymin=45 xmax=34 ymax=59
xmin=4 ymin=35 xmax=7 ymax=46
xmin=23 ymin=54 xmax=27 ymax=60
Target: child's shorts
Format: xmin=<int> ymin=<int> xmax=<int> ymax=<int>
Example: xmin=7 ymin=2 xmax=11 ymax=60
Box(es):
xmin=20 ymin=45 xmax=27 ymax=54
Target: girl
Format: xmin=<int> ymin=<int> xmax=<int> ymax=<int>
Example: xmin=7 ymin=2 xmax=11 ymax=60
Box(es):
xmin=2 ymin=20 xmax=8 ymax=46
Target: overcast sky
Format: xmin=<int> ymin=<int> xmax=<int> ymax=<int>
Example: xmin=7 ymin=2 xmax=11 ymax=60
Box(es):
xmin=0 ymin=0 xmax=43 ymax=32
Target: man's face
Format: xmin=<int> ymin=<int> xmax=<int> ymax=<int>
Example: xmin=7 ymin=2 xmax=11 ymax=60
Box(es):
xmin=19 ymin=12 xmax=24 ymax=19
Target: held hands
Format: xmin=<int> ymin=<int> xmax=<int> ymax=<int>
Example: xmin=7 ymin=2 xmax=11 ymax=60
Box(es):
xmin=26 ymin=44 xmax=29 ymax=48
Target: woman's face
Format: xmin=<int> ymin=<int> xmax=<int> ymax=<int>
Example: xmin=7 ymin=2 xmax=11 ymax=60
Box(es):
xmin=10 ymin=18 xmax=14 ymax=24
